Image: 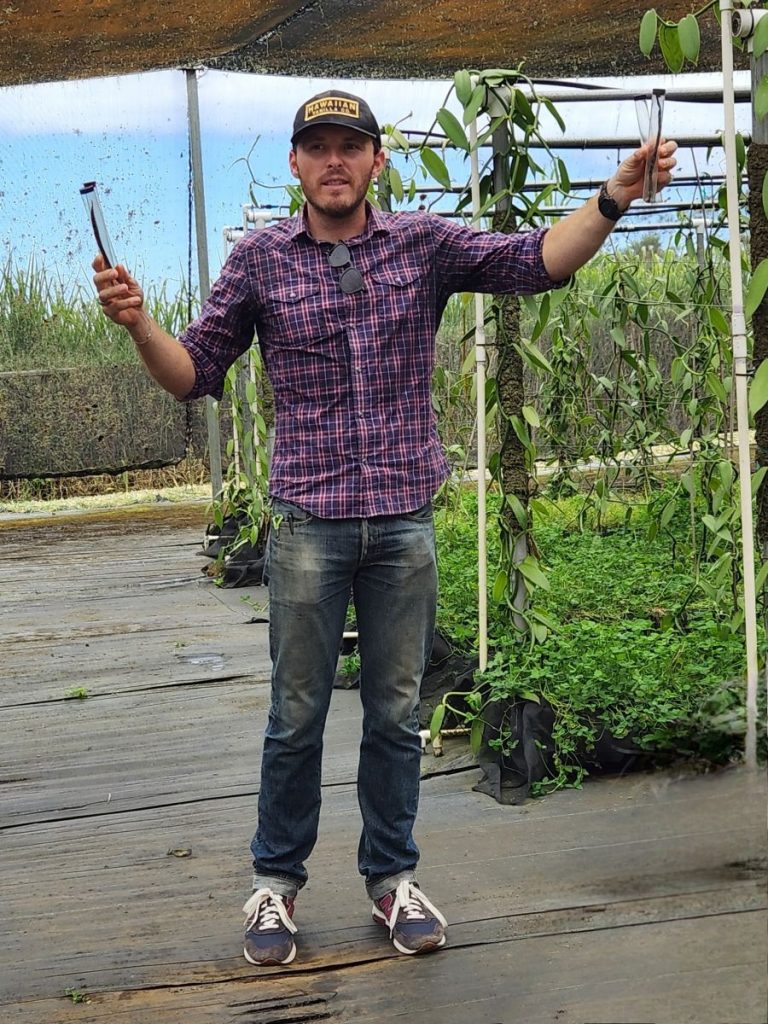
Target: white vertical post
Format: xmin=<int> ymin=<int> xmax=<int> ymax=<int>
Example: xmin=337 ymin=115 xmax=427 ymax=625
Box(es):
xmin=720 ymin=0 xmax=759 ymax=769
xmin=469 ymin=118 xmax=488 ymax=672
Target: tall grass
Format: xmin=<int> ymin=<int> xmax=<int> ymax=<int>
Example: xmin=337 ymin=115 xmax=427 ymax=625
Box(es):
xmin=0 ymin=257 xmax=197 ymax=371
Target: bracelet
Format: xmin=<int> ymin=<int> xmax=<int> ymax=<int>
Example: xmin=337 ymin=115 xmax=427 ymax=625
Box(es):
xmin=134 ymin=321 xmax=153 ymax=347
xmin=597 ymin=181 xmax=625 ymax=223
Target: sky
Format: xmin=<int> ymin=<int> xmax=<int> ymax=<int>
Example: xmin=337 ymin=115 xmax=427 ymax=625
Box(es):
xmin=0 ymin=67 xmax=753 ymax=298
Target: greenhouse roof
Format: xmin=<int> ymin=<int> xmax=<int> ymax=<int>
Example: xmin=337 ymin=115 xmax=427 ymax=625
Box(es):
xmin=0 ymin=0 xmax=739 ymax=89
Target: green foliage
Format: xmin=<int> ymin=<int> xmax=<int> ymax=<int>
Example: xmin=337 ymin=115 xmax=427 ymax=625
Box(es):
xmin=340 ymin=652 xmax=361 ymax=679
xmin=64 ymin=687 xmax=89 ymax=700
xmin=433 ymin=490 xmax=766 ymax=791
xmin=209 ymin=346 xmax=272 ymax=574
xmin=64 ymin=987 xmax=90 ymax=1004
xmin=0 ymin=257 xmax=195 ymax=371
xmin=639 ymin=2 xmax=715 ymax=69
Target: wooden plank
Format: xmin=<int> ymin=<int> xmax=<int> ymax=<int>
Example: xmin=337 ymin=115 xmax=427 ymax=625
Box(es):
xmin=0 ymin=517 xmax=272 ymax=703
xmin=4 ymin=912 xmax=765 ymax=1024
xmin=2 ymin=512 xmax=766 ymax=1024
xmin=2 ymin=768 xmax=765 ymax=1000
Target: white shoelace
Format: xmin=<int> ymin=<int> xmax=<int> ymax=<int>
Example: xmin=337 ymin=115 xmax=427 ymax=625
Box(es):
xmin=242 ymin=887 xmax=297 ymax=935
xmin=386 ymin=880 xmax=447 ymax=936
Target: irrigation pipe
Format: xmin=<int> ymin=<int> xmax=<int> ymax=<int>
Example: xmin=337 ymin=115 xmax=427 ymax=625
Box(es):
xmin=469 ymin=116 xmax=489 ymax=673
xmin=720 ymin=0 xmax=759 ymax=770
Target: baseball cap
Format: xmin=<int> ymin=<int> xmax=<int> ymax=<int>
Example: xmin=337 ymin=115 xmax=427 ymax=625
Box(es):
xmin=291 ymin=90 xmax=381 ymax=148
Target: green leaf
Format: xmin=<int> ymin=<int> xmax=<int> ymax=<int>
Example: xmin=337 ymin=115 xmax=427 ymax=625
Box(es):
xmin=470 ymin=717 xmax=485 ymax=756
xmin=517 ymin=555 xmax=550 ymax=591
xmin=388 ymin=165 xmax=404 ymax=203
xmin=735 ymin=132 xmax=747 ymax=176
xmin=746 ymin=258 xmax=768 ymax=318
xmin=705 ymin=371 xmax=728 ymax=403
xmin=420 ymin=147 xmax=452 ymax=189
xmin=755 ymin=559 xmax=768 ymax=593
xmin=752 ymin=465 xmax=768 ymax=498
xmin=639 ymin=9 xmax=658 ymax=56
xmin=429 ymin=703 xmax=446 ymax=741
xmin=512 ymin=89 xmax=535 ymax=127
xmin=436 ymin=107 xmax=470 ymax=152
xmin=492 ymin=570 xmax=509 ymax=604
xmin=556 ymin=157 xmax=571 ymax=193
xmin=462 ymin=84 xmax=486 ymax=125
xmin=506 ymin=492 xmax=529 ymax=529
xmin=544 ymin=98 xmax=566 ymax=135
xmin=522 ymin=404 xmax=540 ymax=428
xmin=762 ymin=170 xmax=768 ymax=222
xmin=519 ymin=340 xmax=553 ymax=374
xmin=749 ymin=358 xmax=768 ymax=417
xmin=678 ymin=14 xmax=700 ymax=64
xmin=707 ymin=305 xmax=730 ymax=335
xmin=755 ymin=16 xmax=768 ymax=59
xmin=756 ymin=76 xmax=768 ymax=121
xmin=454 ymin=69 xmax=473 ymax=106
xmin=659 ymin=23 xmax=685 ymax=73
xmin=659 ymin=502 xmax=676 ymax=530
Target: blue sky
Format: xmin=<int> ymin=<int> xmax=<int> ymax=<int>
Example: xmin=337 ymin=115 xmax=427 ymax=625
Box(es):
xmin=0 ymin=68 xmax=752 ymax=298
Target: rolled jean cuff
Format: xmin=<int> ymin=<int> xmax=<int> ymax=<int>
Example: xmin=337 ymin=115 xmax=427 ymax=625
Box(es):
xmin=252 ymin=872 xmax=301 ymax=900
xmin=366 ymin=870 xmax=417 ymax=901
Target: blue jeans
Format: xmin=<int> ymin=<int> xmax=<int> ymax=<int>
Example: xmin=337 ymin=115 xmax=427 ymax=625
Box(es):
xmin=251 ymin=498 xmax=437 ymax=901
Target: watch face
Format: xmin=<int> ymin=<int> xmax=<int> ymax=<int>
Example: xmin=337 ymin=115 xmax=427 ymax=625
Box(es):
xmin=598 ymin=183 xmax=622 ymax=222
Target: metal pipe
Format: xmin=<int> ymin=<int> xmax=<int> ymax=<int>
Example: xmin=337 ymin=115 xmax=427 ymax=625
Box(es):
xmin=185 ymin=68 xmax=223 ymax=498
xmin=719 ymin=0 xmax=760 ymax=770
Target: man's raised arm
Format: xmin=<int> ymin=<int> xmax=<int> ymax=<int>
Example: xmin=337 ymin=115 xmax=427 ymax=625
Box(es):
xmin=542 ymin=139 xmax=678 ymax=283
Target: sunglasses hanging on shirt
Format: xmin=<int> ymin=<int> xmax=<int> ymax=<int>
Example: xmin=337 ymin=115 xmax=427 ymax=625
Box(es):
xmin=328 ymin=242 xmax=364 ymax=295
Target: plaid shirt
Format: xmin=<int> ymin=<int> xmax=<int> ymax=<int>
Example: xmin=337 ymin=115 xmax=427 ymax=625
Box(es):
xmin=179 ymin=205 xmax=560 ymax=518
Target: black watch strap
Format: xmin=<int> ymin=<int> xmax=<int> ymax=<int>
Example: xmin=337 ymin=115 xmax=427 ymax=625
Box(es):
xmin=598 ymin=181 xmax=624 ymax=222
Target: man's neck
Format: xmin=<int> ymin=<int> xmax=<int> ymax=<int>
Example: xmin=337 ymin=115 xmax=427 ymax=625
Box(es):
xmin=305 ymin=202 xmax=368 ymax=243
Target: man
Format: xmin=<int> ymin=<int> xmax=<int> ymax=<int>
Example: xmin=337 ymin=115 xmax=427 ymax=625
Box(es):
xmin=93 ymin=88 xmax=677 ymax=966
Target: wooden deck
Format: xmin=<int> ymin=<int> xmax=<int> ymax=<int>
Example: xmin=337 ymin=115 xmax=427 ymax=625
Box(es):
xmin=1 ymin=505 xmax=766 ymax=1024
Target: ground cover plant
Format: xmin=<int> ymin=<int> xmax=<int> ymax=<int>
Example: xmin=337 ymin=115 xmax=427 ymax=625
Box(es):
xmin=433 ymin=486 xmax=766 ymax=793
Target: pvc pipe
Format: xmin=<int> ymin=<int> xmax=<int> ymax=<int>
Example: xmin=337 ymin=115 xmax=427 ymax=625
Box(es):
xmin=185 ymin=68 xmax=223 ymax=499
xmin=720 ymin=0 xmax=760 ymax=770
xmin=469 ymin=116 xmax=489 ymax=673
xmin=523 ymin=82 xmax=751 ymax=104
xmin=407 ymin=130 xmax=752 ymax=151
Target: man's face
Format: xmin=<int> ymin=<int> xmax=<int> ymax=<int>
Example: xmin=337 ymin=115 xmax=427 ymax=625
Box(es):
xmin=289 ymin=125 xmax=386 ymax=221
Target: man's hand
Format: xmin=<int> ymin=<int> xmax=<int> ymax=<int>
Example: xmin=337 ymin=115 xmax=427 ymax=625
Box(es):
xmin=92 ymin=255 xmax=145 ymax=328
xmin=606 ymin=138 xmax=678 ymax=212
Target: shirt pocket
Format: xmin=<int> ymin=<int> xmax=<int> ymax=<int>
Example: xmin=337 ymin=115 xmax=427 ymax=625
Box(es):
xmin=368 ymin=264 xmax=426 ymax=322
xmin=260 ymin=277 xmax=323 ymax=344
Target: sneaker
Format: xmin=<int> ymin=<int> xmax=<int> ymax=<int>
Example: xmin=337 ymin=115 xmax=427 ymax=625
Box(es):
xmin=242 ymin=887 xmax=298 ymax=966
xmin=372 ymin=880 xmax=447 ymax=955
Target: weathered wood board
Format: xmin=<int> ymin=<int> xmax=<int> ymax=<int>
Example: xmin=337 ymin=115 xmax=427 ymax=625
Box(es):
xmin=1 ymin=509 xmax=766 ymax=1024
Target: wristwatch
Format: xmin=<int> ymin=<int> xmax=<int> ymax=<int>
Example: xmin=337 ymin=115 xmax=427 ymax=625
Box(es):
xmin=597 ymin=181 xmax=625 ymax=223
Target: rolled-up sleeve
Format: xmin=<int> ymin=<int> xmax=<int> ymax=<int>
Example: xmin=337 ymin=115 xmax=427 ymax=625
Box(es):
xmin=178 ymin=246 xmax=258 ymax=401
xmin=431 ymin=221 xmax=568 ymax=298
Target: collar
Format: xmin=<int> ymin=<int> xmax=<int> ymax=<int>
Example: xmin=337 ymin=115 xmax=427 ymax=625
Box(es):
xmin=287 ymin=201 xmax=392 ymax=246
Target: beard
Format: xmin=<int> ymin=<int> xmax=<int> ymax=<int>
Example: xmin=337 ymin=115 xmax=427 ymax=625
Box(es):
xmin=303 ymin=177 xmax=370 ymax=221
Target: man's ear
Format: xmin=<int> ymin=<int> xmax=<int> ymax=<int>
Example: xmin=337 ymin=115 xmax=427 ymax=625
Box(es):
xmin=288 ymin=149 xmax=299 ymax=179
xmin=371 ymin=147 xmax=387 ymax=180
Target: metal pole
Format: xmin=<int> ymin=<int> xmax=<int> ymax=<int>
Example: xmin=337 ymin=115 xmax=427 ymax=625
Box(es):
xmin=719 ymin=0 xmax=759 ymax=770
xmin=469 ymin=118 xmax=488 ymax=673
xmin=185 ymin=68 xmax=223 ymax=498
